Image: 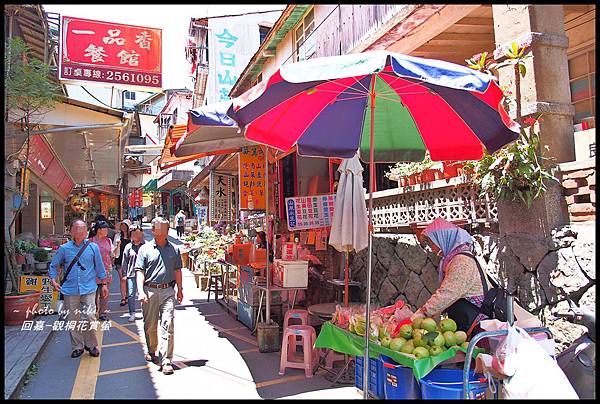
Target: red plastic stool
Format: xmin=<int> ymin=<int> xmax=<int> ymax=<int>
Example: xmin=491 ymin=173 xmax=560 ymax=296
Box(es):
xmin=283 ymin=309 xmax=309 ymax=350
xmin=279 ymin=325 xmax=319 ymax=378
xmin=320 ymin=348 xmax=346 ymax=370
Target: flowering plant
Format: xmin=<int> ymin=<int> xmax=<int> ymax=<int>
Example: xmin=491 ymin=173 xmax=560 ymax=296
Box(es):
xmin=463 ymin=41 xmax=558 ymax=208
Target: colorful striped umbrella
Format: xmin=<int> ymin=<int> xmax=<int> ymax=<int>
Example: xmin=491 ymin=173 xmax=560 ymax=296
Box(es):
xmin=227 ymin=51 xmax=519 ymax=399
xmin=229 ymin=50 xmax=519 ymax=163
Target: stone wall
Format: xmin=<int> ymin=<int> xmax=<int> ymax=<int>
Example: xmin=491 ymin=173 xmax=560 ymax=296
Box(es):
xmin=349 ymin=224 xmax=595 ymax=353
xmin=558 ymin=159 xmax=596 ymax=222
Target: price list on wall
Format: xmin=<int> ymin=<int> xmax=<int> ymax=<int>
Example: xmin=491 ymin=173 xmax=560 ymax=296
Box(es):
xmin=285 ymin=194 xmax=336 ymax=231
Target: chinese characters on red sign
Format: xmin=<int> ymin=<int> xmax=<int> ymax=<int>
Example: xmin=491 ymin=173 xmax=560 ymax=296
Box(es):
xmin=238 ymin=146 xmax=266 ymax=210
xmin=60 ymin=16 xmax=162 ymax=89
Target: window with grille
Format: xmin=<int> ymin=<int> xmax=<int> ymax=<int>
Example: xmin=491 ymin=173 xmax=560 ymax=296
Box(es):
xmin=294 ymin=8 xmax=316 ymax=62
xmin=568 ymin=47 xmax=595 ymax=127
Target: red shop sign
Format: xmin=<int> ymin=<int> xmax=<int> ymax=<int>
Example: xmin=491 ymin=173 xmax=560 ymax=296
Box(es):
xmin=59 ymin=16 xmax=162 ymax=89
xmin=27 ymin=136 xmax=54 ymax=177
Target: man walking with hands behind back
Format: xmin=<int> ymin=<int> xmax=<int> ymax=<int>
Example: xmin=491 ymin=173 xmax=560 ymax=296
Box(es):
xmin=135 ymin=217 xmax=183 ymax=375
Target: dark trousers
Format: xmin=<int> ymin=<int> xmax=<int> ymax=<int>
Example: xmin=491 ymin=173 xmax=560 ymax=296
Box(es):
xmin=176 ymin=226 xmax=184 ymax=237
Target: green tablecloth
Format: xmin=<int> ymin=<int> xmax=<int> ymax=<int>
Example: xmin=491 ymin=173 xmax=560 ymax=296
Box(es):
xmin=314 ymin=321 xmax=484 ymax=380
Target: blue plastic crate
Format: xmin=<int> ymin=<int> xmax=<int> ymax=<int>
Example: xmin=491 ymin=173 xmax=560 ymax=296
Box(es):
xmin=380 ymin=355 xmax=421 ymax=399
xmin=421 ymin=368 xmax=487 ymax=400
xmin=355 ymin=356 xmax=384 ymax=399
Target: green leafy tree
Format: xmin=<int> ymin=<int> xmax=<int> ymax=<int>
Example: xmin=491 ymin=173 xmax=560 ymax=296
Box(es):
xmin=463 ymin=41 xmax=558 ymax=208
xmin=4 ymin=37 xmax=61 ymax=294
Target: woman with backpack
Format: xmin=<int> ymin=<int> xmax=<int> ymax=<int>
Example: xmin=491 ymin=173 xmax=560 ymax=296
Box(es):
xmin=410 ymin=217 xmax=491 ymax=337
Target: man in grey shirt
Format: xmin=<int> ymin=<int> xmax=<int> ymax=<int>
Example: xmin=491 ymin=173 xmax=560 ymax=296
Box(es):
xmin=135 ymin=217 xmax=183 ymax=375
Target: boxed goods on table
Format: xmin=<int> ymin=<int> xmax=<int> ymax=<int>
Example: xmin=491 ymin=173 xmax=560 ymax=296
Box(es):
xmin=272 ymin=259 xmax=308 ymax=288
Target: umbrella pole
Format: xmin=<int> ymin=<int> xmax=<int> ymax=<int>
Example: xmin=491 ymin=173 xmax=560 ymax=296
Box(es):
xmin=344 ymin=251 xmax=349 ymax=307
xmin=265 ymin=146 xmax=271 ymax=324
xmin=363 ymin=74 xmax=376 ymax=400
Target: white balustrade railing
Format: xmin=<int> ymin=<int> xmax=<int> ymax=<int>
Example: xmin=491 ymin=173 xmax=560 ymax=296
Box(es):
xmin=368 ymin=176 xmax=497 ymax=230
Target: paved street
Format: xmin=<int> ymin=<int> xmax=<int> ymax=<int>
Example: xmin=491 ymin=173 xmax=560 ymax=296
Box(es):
xmin=17 ymin=224 xmax=361 ymax=399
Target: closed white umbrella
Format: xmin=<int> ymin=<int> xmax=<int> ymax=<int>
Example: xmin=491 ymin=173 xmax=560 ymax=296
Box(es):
xmin=329 ymin=154 xmax=368 ymax=306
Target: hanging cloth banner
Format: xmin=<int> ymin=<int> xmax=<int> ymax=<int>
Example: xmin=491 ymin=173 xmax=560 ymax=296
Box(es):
xmin=238 ymin=145 xmax=266 ymax=210
xmin=210 ymin=171 xmax=234 ymax=223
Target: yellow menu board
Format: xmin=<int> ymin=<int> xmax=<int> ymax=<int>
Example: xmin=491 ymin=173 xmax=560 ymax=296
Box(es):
xmin=238 ymin=146 xmax=266 ymax=210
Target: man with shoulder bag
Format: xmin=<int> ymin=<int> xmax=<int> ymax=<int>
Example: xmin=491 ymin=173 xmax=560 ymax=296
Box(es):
xmin=49 ymin=219 xmax=108 ymax=358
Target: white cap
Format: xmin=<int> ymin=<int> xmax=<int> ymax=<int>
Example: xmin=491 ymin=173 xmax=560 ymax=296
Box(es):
xmin=120 ymin=219 xmax=132 ymax=228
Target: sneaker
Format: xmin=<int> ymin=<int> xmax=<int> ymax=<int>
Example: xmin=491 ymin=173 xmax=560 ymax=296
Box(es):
xmin=99 ymin=314 xmax=109 ymax=321
xmin=161 ymin=363 xmax=174 ymax=375
xmin=85 ymin=346 xmax=100 ymax=357
xmin=71 ymin=349 xmax=84 ymax=358
xmin=128 ymin=313 xmax=136 ymax=322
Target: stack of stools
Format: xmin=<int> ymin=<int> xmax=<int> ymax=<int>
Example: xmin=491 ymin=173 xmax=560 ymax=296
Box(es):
xmin=279 ymin=309 xmax=319 ymax=378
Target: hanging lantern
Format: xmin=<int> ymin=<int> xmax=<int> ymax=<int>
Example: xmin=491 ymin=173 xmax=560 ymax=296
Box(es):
xmin=87 ymin=191 xmax=95 ymax=198
xmin=99 ymin=193 xmax=107 ymax=202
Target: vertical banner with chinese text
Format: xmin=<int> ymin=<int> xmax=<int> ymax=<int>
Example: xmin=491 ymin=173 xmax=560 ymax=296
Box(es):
xmin=209 ymin=172 xmax=234 ymax=223
xmin=60 ymin=16 xmax=162 ymax=90
xmin=206 ymin=18 xmax=260 ymax=104
xmin=238 ymin=146 xmax=266 ymax=210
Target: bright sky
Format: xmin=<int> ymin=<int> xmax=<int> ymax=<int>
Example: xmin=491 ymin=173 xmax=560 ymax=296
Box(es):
xmin=43 ymin=4 xmax=285 ymax=90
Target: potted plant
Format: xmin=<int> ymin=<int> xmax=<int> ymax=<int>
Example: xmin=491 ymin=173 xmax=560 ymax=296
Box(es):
xmin=4 ymin=38 xmax=60 ymax=325
xmin=385 ymin=161 xmax=413 ymax=187
xmin=14 ymin=239 xmax=36 ymax=265
xmin=33 ymin=249 xmax=50 ymax=271
xmin=462 ymin=43 xmax=558 ymax=209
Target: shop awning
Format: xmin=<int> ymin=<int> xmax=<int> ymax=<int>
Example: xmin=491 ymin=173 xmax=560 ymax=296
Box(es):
xmin=157 ymin=170 xmax=194 ymax=190
xmin=143 ymin=178 xmax=158 ymax=193
xmin=17 ymin=97 xmax=132 ymax=188
xmin=174 ymin=101 xmax=253 ymax=158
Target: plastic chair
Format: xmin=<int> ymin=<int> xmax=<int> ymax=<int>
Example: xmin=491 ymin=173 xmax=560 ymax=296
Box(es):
xmin=283 ymin=309 xmax=310 ymax=350
xmin=279 ymin=325 xmax=319 ymax=378
xmin=320 ymin=348 xmax=346 ymax=370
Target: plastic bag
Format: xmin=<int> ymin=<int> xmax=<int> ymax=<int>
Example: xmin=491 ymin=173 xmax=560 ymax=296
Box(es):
xmin=481 ymin=318 xmax=556 ymax=358
xmin=500 ymin=325 xmax=578 ymax=399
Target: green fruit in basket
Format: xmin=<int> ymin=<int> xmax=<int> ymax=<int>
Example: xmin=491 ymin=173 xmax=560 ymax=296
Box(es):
xmin=399 ymin=324 xmax=413 ymax=339
xmin=354 ymin=323 xmax=366 ymax=336
xmin=421 ymin=318 xmax=437 ymax=332
xmin=389 ymin=337 xmax=407 ymax=352
xmin=369 ymin=333 xmax=379 ymax=343
xmin=348 ymin=322 xmax=355 ymax=333
xmin=432 ymin=332 xmax=445 ymax=347
xmin=440 ymin=318 xmax=458 ymax=333
xmin=412 ymin=328 xmax=426 ymax=340
xmin=400 ymin=341 xmax=415 ymax=354
xmin=429 ymin=345 xmax=444 ymax=356
xmin=413 ymin=346 xmax=430 ymax=359
xmin=443 ymin=331 xmax=457 ymax=347
xmin=461 ymin=341 xmax=470 ymax=350
xmin=454 ymin=331 xmax=468 ymax=345
xmin=413 ymin=335 xmax=428 ymax=348
xmin=411 ymin=317 xmax=423 ymax=329
xmin=381 ymin=336 xmax=392 ymax=349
